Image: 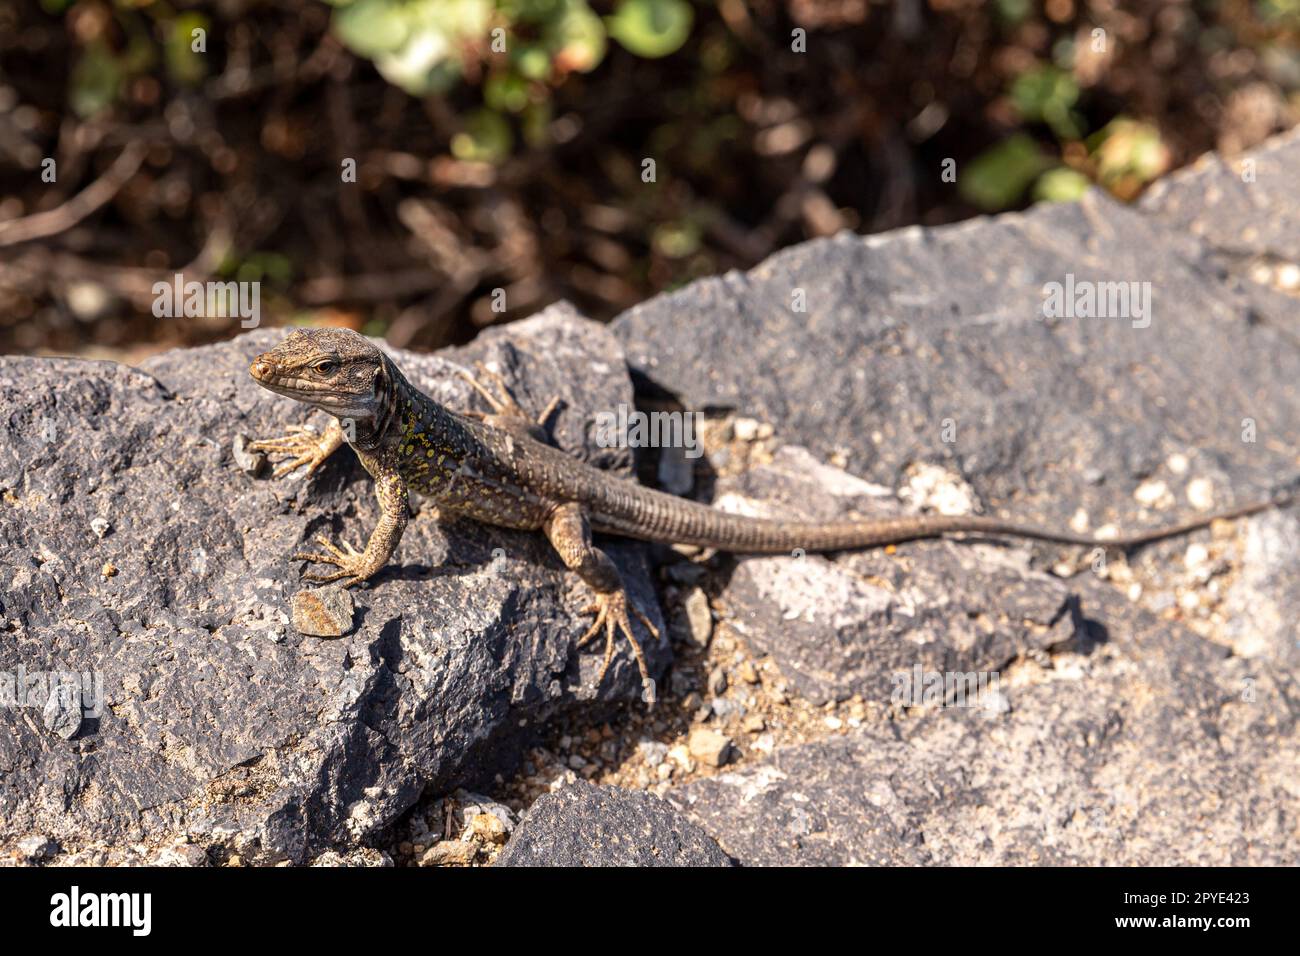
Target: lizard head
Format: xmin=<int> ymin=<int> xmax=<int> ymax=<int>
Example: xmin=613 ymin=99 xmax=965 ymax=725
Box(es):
xmin=250 ymin=328 xmax=392 ymax=425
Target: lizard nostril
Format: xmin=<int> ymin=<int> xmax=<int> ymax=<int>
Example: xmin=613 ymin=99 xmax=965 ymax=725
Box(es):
xmin=251 ymin=357 xmax=270 ymax=380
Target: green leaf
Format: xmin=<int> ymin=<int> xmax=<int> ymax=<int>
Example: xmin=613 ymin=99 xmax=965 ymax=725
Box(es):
xmin=515 ymin=45 xmax=553 ymax=81
xmin=1033 ymin=167 xmax=1091 ymax=203
xmin=374 ymin=28 xmax=456 ymax=95
xmin=1011 ymin=65 xmax=1084 ymax=139
xmin=451 ymin=109 xmax=514 ymax=164
xmin=959 ymin=135 xmax=1052 ymax=211
xmin=333 ymin=0 xmax=411 ymax=58
xmin=70 ymin=42 xmax=121 ymax=118
xmin=607 ymin=0 xmax=692 ymax=59
xmin=652 ymin=220 xmax=701 ymax=258
xmin=166 ymin=13 xmax=210 ymax=87
xmin=485 ymin=72 xmax=531 ymax=113
xmin=548 ymin=0 xmax=607 ymax=72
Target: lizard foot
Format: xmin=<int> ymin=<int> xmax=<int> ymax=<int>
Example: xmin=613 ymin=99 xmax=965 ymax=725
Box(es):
xmin=251 ymin=424 xmax=340 ymax=478
xmin=293 ymin=534 xmax=371 ymax=587
xmin=457 ymin=362 xmax=560 ymax=430
xmin=577 ymin=589 xmax=660 ymax=704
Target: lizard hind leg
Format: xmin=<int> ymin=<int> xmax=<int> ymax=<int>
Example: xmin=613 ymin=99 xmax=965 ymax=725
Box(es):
xmin=456 ymin=362 xmax=561 ymax=439
xmin=544 ymin=502 xmax=661 ymax=704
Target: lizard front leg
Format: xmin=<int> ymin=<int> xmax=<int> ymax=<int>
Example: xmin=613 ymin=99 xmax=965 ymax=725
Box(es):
xmin=294 ymin=456 xmax=409 ymax=587
xmin=543 ymin=501 xmax=660 ymax=703
xmin=252 ymin=417 xmax=345 ymax=478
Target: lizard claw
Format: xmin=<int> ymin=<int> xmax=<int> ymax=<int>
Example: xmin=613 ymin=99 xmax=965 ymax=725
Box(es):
xmin=457 ymin=363 xmax=560 ymax=431
xmin=293 ymin=534 xmax=370 ymax=587
xmin=252 ymin=425 xmax=338 ymax=478
xmin=577 ymin=589 xmax=660 ymax=704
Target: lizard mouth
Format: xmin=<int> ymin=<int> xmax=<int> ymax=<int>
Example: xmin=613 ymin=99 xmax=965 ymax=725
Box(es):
xmin=250 ymin=356 xmax=320 ymax=393
xmin=250 ymin=355 xmax=374 ymax=421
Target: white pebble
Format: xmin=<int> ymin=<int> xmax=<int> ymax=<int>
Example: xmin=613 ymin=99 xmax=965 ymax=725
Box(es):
xmin=1134 ymin=479 xmax=1168 ymax=506
xmin=1187 ymin=478 xmax=1215 ymax=511
xmin=733 ymin=417 xmax=760 ymax=442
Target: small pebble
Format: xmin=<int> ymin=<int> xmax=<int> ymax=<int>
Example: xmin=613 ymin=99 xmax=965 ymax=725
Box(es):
xmin=688 ymin=727 xmax=733 ymax=768
xmin=469 ymin=813 xmax=508 ymax=846
xmin=90 ymin=517 xmax=111 ymax=538
xmin=682 ymin=588 xmax=712 ymax=646
xmin=637 ymin=739 xmax=669 ymax=765
xmin=732 ymin=417 xmax=760 ymax=442
xmin=667 ymin=744 xmax=694 ymax=770
xmin=1134 ymin=479 xmax=1168 ymax=507
xmin=1187 ymin=477 xmax=1216 ymax=510
xmin=42 ymin=688 xmax=81 ymax=740
xmin=291 ymin=586 xmax=355 ymax=637
xmin=232 ymin=434 xmax=266 ymax=475
xmin=16 ymin=834 xmax=58 ymax=861
xmin=707 ymin=666 xmax=728 ymax=696
xmin=419 ymin=840 xmax=477 ymax=867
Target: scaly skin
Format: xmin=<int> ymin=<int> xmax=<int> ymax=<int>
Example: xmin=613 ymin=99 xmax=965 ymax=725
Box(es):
xmin=249 ymin=328 xmax=1289 ymax=702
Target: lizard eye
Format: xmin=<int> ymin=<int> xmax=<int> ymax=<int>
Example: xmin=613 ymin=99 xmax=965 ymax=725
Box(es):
xmin=314 ymin=360 xmax=338 ymax=375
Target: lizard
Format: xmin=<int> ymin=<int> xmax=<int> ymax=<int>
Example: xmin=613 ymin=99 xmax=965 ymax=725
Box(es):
xmin=248 ymin=327 xmax=1290 ymax=703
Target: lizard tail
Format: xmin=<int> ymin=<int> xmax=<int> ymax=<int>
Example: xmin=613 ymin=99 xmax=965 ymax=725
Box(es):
xmin=590 ymin=488 xmax=1288 ymax=554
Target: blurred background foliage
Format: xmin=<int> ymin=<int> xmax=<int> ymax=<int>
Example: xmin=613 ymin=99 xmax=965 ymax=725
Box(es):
xmin=1 ymin=0 xmax=1297 ymax=357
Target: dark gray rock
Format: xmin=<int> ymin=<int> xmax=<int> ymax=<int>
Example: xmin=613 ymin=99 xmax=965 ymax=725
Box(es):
xmin=496 ymin=781 xmax=733 ymax=866
xmin=616 ymin=131 xmax=1300 ymax=865
xmin=0 ymin=303 xmax=667 ymax=864
xmin=670 ymin=584 xmax=1297 ymax=865
xmin=5 ymin=130 xmax=1298 ymax=867
xmin=1140 ymin=125 xmax=1300 ymax=261
xmin=711 ymin=446 xmax=1075 ymax=705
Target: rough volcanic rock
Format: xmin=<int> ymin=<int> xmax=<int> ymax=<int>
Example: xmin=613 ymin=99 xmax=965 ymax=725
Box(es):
xmin=4 ymin=130 xmax=1299 ymax=868
xmin=1140 ymin=125 xmax=1300 ymax=262
xmin=496 ymin=781 xmax=733 ymax=867
xmin=669 ymin=581 xmax=1297 ymax=865
xmin=708 ymin=447 xmax=1076 ymax=706
xmin=616 ymin=131 xmax=1300 ymax=865
xmin=0 ymin=303 xmax=667 ymax=864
